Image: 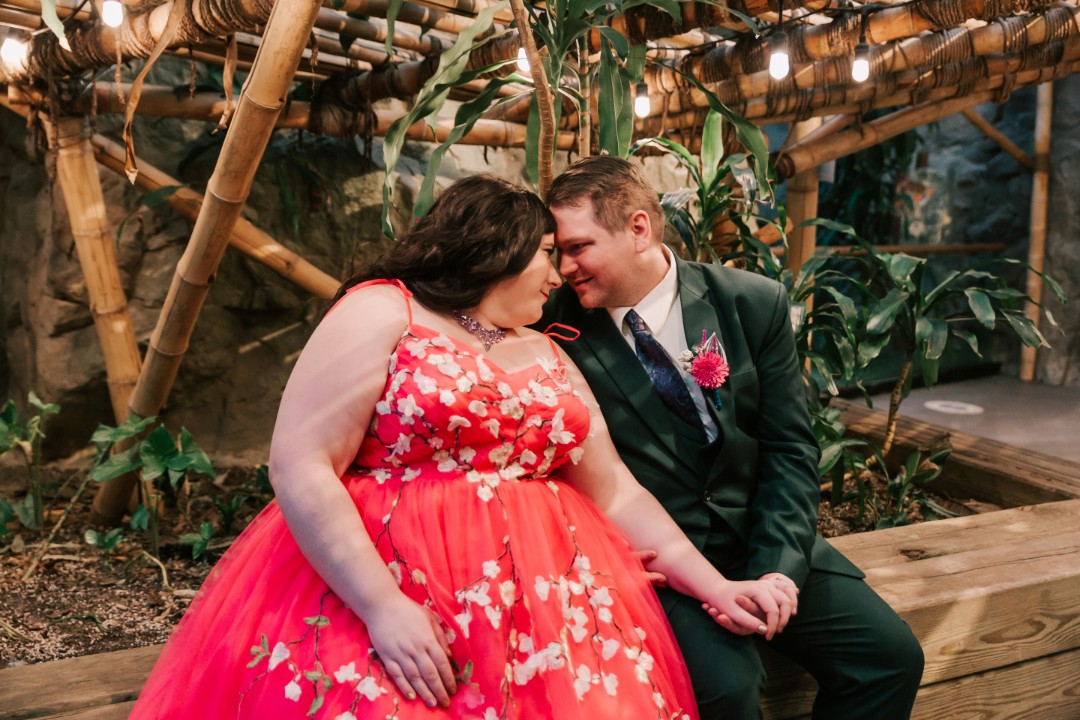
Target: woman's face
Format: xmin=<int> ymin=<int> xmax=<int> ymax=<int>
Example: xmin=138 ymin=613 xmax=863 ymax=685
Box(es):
xmin=482 ymin=233 xmax=562 ymax=328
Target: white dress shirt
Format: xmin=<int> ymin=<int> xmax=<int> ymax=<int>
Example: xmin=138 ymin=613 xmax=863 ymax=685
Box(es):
xmin=608 ymin=248 xmax=719 ymax=442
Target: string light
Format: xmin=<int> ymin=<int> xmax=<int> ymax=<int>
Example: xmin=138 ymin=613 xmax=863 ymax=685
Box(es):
xmin=851 ymin=6 xmax=872 ymax=82
xmin=851 ymin=42 xmax=870 ymax=82
xmin=102 ymin=0 xmax=125 ymax=28
xmin=516 ymin=47 xmax=530 ymax=74
xmin=0 ymin=36 xmax=28 ymax=76
xmin=634 ymin=82 xmax=650 ymax=118
xmin=768 ymin=0 xmax=789 ymax=80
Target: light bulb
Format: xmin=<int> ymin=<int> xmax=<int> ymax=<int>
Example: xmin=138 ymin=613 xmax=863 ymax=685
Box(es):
xmin=102 ymin=0 xmax=125 ymax=28
xmin=768 ymin=31 xmax=789 ymax=80
xmin=516 ymin=47 xmax=530 ymax=74
xmin=633 ymin=82 xmax=650 ymax=118
xmin=851 ymin=42 xmax=870 ymax=82
xmin=0 ymin=36 xmax=28 ymax=75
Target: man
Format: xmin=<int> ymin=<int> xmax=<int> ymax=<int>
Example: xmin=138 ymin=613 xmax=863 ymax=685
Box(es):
xmin=538 ymin=156 xmax=923 ymax=720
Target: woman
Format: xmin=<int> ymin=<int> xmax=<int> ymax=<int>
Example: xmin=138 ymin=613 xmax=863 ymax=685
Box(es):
xmin=129 ymin=175 xmax=794 ymax=720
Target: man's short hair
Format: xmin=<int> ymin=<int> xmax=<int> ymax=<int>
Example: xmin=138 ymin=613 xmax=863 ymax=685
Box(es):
xmin=547 ymin=156 xmax=665 ymax=242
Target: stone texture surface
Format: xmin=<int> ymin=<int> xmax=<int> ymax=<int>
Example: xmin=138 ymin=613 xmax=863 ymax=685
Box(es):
xmin=916 ymin=81 xmax=1078 ymax=386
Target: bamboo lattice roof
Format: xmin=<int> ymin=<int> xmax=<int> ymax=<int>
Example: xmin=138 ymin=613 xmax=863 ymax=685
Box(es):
xmin=1 ymin=0 xmax=1077 ymax=160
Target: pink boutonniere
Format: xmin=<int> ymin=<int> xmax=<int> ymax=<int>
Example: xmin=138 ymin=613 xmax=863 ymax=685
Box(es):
xmin=681 ymin=331 xmax=729 ymax=408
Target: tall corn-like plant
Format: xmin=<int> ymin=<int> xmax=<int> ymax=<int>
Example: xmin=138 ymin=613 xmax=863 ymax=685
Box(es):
xmin=629 ymin=109 xmax=781 ymax=273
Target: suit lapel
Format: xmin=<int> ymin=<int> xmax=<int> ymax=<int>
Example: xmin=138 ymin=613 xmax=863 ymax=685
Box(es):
xmin=572 ymin=306 xmax=684 ymax=464
xmin=677 ymin=261 xmax=736 ymax=418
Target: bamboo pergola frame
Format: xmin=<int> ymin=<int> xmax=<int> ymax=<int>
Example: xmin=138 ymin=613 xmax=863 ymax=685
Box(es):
xmin=1 ymin=0 xmax=1071 ymax=520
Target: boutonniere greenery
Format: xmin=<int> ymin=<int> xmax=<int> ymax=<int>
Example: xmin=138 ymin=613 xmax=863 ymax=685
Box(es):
xmin=680 ymin=331 xmax=729 ymax=408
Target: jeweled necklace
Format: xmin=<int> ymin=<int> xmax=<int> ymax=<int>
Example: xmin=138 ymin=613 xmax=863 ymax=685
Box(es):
xmin=451 ymin=310 xmax=506 ymax=351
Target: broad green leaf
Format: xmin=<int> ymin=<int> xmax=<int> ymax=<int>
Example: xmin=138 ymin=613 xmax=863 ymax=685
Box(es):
xmin=623 ymin=0 xmax=682 ymax=22
xmin=921 ymin=354 xmax=941 ymax=388
xmin=130 ymin=504 xmax=149 ymax=530
xmin=810 ymin=355 xmax=838 ymax=395
xmin=416 ymin=76 xmax=520 ymax=215
xmin=798 ymin=217 xmax=861 ymax=240
xmin=14 ymin=497 xmax=39 ymax=531
xmin=696 ymin=0 xmax=762 ymax=34
xmin=380 ymin=4 xmax=507 ymax=238
xmin=89 ymin=446 xmax=141 ymax=483
xmin=597 ymin=37 xmax=630 ymax=157
xmin=915 ymin=316 xmax=948 ymax=360
xmin=40 ymin=0 xmax=67 ymax=46
xmin=629 ymin=137 xmax=700 ymax=183
xmin=659 ymin=62 xmax=772 ymax=198
xmin=993 ymin=258 xmax=1067 ymax=304
xmin=857 ymin=334 xmax=890 ymax=366
xmin=964 ymin=288 xmax=996 ymax=329
xmin=27 ymin=392 xmax=59 ymax=417
xmin=1003 ymin=312 xmax=1049 ymax=348
xmin=597 ymin=26 xmax=629 ymax=58
xmin=818 ymin=286 xmax=857 ymax=327
xmin=525 ymin=94 xmax=541 ymax=190
xmin=866 ymin=288 xmax=908 ymax=335
xmin=950 ymin=328 xmax=981 ymax=357
xmin=90 ymin=415 xmax=156 ymax=446
xmin=179 ymin=428 xmax=216 ymax=478
xmin=882 ymin=253 xmax=923 ymax=290
xmin=383 ymin=0 xmax=407 ymax=54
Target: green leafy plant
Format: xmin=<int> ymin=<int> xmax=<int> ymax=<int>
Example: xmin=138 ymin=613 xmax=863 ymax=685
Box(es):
xmin=836 ymin=234 xmax=1065 ymax=457
xmin=89 ymin=415 xmax=215 ymax=558
xmin=630 ymin=108 xmax=781 ymax=273
xmin=84 ymin=527 xmax=125 ymax=558
xmin=0 ymin=393 xmax=61 ymax=532
xmin=179 ymin=520 xmax=216 ymax=561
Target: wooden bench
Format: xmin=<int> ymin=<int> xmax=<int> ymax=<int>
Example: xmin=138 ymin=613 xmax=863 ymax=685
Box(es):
xmin=835 ymin=398 xmax=1080 ymax=506
xmin=4 ymin=500 xmax=1080 ymax=720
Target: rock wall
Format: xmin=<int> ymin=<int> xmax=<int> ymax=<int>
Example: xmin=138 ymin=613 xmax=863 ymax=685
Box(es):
xmin=915 ymin=79 xmax=1079 ymax=386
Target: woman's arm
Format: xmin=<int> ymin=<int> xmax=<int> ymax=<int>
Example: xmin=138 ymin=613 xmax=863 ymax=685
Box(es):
xmin=268 ymin=284 xmax=455 ymax=707
xmin=553 ymin=349 xmax=796 ymax=639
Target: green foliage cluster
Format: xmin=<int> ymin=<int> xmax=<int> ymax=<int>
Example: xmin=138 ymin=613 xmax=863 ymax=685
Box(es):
xmin=0 ymin=393 xmax=60 ymax=534
xmin=786 ymin=223 xmax=1064 ymax=527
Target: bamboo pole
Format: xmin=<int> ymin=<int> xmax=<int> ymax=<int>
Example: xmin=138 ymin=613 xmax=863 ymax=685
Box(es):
xmin=88 ymin=135 xmax=340 ymax=299
xmin=774 ymin=91 xmax=1000 ymax=180
xmin=86 ymin=83 xmax=576 ymax=148
xmin=49 ymin=116 xmax=143 ymax=425
xmin=1020 ymin=81 xmax=1052 ymax=381
xmin=92 ymin=0 xmax=325 ymax=523
xmin=509 ymin=0 xmax=556 ymax=196
xmin=961 ymin=107 xmax=1034 ymax=171
xmin=784 ymin=116 xmax=822 ymax=279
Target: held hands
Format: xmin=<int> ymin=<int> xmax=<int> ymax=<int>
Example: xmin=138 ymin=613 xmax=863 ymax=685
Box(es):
xmin=699 ymin=573 xmax=798 ymax=641
xmin=363 ymin=595 xmax=457 ymax=708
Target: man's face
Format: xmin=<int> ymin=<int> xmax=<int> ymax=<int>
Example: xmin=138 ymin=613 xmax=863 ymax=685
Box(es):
xmin=551 ymin=202 xmax=639 ymax=309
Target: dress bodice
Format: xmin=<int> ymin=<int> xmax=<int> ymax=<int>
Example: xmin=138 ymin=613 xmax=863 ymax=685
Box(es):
xmin=351 ymin=323 xmax=591 ymax=498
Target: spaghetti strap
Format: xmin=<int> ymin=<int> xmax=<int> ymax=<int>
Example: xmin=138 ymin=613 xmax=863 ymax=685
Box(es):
xmin=326 ymin=279 xmax=414 ymax=324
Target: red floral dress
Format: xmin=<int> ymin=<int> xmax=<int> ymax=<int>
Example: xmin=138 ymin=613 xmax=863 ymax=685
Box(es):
xmin=129 ymin=281 xmax=698 ymax=720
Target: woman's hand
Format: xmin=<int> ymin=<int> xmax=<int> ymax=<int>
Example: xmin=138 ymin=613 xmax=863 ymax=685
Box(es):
xmin=363 ymin=595 xmax=457 ymax=708
xmin=699 ymin=577 xmax=797 ymax=640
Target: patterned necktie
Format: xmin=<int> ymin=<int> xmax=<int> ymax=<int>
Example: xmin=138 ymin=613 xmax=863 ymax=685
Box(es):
xmin=625 ymin=309 xmax=706 ymax=435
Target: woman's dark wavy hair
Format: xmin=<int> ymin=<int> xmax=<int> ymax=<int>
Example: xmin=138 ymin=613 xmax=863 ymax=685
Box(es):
xmin=331 ymin=174 xmax=556 ymax=313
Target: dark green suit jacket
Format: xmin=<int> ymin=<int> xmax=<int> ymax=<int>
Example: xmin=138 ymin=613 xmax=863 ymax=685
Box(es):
xmin=538 ymin=259 xmax=861 ymax=591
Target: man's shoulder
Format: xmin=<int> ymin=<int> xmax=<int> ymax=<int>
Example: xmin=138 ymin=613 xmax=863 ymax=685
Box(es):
xmin=679 ymin=259 xmax=783 ymax=301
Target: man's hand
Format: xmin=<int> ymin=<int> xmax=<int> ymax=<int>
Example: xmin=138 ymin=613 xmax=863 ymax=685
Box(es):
xmin=634 ymin=549 xmax=668 ymax=587
xmin=699 ymin=574 xmax=797 ymax=640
